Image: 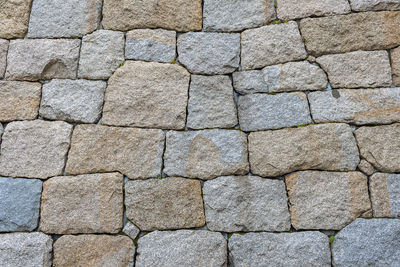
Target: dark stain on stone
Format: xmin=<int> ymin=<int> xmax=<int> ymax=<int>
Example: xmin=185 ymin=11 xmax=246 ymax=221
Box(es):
xmin=332 ymin=89 xmax=340 ymax=99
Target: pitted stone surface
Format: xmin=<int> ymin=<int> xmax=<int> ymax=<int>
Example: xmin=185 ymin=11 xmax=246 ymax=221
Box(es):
xmin=123 ymin=222 xmax=140 ymax=240
xmin=370 ymin=173 xmax=400 ymax=217
xmin=391 ymin=46 xmax=400 ymax=86
xmin=0 ymin=0 xmax=32 ymax=38
xmin=0 ymin=39 xmax=8 ymax=78
xmin=350 ymin=0 xmax=400 ymax=11
xmin=277 ymin=0 xmax=350 ymax=20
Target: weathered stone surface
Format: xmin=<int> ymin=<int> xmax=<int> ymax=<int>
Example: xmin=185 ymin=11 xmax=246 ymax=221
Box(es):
xmin=102 ymin=61 xmax=189 ymax=129
xmin=0 ymin=81 xmax=41 ymax=122
xmin=0 ymin=178 xmax=42 ymax=232
xmin=123 ymin=222 xmax=140 ymax=240
xmin=332 ymin=218 xmax=400 ymax=266
xmin=0 ymin=232 xmax=52 ymax=267
xmin=238 ymin=92 xmax=312 ymax=131
xmin=355 ymin=124 xmax=400 ymax=173
xmin=203 ymin=176 xmax=290 ymax=232
xmin=28 ymin=0 xmax=102 ymax=38
xmin=241 ymin=22 xmax=307 ymax=70
xmin=229 ymin=232 xmax=331 ymax=267
xmin=277 ymin=0 xmax=350 ymax=20
xmin=350 ymin=0 xmax=400 ymax=11
xmin=136 ymin=230 xmax=227 ymax=267
xmin=102 ymin=0 xmax=202 ymax=32
xmin=0 ymin=0 xmax=32 ymax=38
xmin=39 ymin=79 xmax=106 ymax=123
xmin=125 ymin=177 xmax=205 ymax=231
xmin=249 ymin=123 xmax=359 ymax=177
xmin=0 ymin=120 xmax=72 ymax=179
xmin=0 ymin=123 xmax=3 ymax=139
xmin=164 ymin=130 xmax=249 ymax=180
xmin=187 ymin=75 xmax=237 ymax=129
xmin=54 ymin=235 xmax=134 ymax=267
xmin=65 ymin=124 xmax=164 ymax=179
xmin=370 ymin=173 xmax=400 ymax=217
xmin=391 ymin=46 xmax=400 ymax=86
xmin=126 ymin=29 xmax=176 ymax=63
xmin=6 ymin=39 xmax=80 ymax=81
xmin=78 ymin=30 xmax=125 ymax=80
xmin=316 ymin=50 xmax=392 ymax=88
xmin=358 ymin=159 xmax=375 ymax=176
xmin=0 ymin=39 xmax=8 ymax=78
xmin=300 ymin=11 xmax=400 ymax=56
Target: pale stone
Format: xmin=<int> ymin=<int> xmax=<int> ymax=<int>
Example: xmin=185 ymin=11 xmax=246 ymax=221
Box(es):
xmin=370 ymin=173 xmax=400 ymax=217
xmin=0 ymin=39 xmax=8 ymax=78
xmin=0 ymin=123 xmax=3 ymax=139
xmin=358 ymin=159 xmax=375 ymax=176
xmin=123 ymin=222 xmax=140 ymax=240
xmin=0 ymin=0 xmax=32 ymax=38
xmin=232 ymin=70 xmax=268 ymax=93
xmin=277 ymin=0 xmax=350 ymax=20
xmin=391 ymin=46 xmax=400 ymax=86
xmin=350 ymin=0 xmax=400 ymax=11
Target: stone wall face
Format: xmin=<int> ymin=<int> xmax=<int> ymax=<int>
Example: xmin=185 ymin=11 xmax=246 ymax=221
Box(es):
xmin=0 ymin=0 xmax=400 ymax=266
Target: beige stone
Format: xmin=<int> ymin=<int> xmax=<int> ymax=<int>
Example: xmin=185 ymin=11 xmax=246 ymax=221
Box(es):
xmin=0 ymin=0 xmax=32 ymax=38
xmin=370 ymin=173 xmax=400 ymax=218
xmin=358 ymin=159 xmax=375 ymax=176
xmin=0 ymin=39 xmax=8 ymax=78
xmin=391 ymin=46 xmax=400 ymax=86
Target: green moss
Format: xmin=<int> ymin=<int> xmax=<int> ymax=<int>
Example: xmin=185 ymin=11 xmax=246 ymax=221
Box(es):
xmin=119 ymin=62 xmax=125 ymax=67
xmin=171 ymin=58 xmax=176 ymax=64
xmin=274 ymin=2 xmax=277 ymax=8
xmin=329 ymin=236 xmax=335 ymax=243
xmin=270 ymin=19 xmax=288 ymax=25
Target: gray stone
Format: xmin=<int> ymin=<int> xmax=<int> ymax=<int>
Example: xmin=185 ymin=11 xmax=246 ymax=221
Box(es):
xmin=358 ymin=159 xmax=375 ymax=176
xmin=136 ymin=230 xmax=227 ymax=267
xmin=39 ymin=79 xmax=106 ymax=123
xmin=187 ymin=75 xmax=237 ymax=129
xmin=241 ymin=22 xmax=307 ymax=70
xmin=123 ymin=222 xmax=140 ymax=240
xmin=178 ymin=32 xmax=240 ymax=75
xmin=316 ymin=50 xmax=392 ymax=89
xmin=0 ymin=0 xmax=32 ymax=38
xmin=277 ymin=0 xmax=350 ymax=20
xmin=392 ymin=46 xmax=400 ymax=86
xmin=332 ymin=218 xmax=400 ymax=266
xmin=164 ymin=130 xmax=249 ymax=180
xmin=78 ymin=30 xmax=125 ymax=80
xmin=203 ymin=176 xmax=290 ymax=232
xmin=0 ymin=123 xmax=3 ymax=139
xmin=0 ymin=178 xmax=42 ymax=232
xmin=0 ymin=39 xmax=8 ymax=78
xmin=350 ymin=0 xmax=400 ymax=11
xmin=6 ymin=39 xmax=80 ymax=81
xmin=370 ymin=173 xmax=400 ymax=217
xmin=229 ymin=232 xmax=331 ymax=267
xmin=0 ymin=232 xmax=53 ymax=267
xmin=28 ymin=0 xmax=102 ymax=38
xmin=125 ymin=29 xmax=176 ymax=63
xmin=233 ymin=70 xmax=268 ymax=94
xmin=238 ymin=92 xmax=312 ymax=131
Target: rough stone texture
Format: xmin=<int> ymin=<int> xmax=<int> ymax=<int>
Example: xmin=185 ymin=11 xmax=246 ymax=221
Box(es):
xmin=350 ymin=0 xmax=400 ymax=11
xmin=203 ymin=176 xmax=290 ymax=232
xmin=0 ymin=120 xmax=72 ymax=179
xmin=102 ymin=0 xmax=202 ymax=32
xmin=316 ymin=50 xmax=392 ymax=88
xmin=0 ymin=81 xmax=41 ymax=122
xmin=125 ymin=29 xmax=176 ymax=63
xmin=136 ymin=230 xmax=227 ymax=267
xmin=249 ymin=123 xmax=359 ymax=177
xmin=391 ymin=46 xmax=400 ymax=86
xmin=187 ymin=75 xmax=237 ymax=129
xmin=332 ymin=218 xmax=400 ymax=266
xmin=125 ymin=177 xmax=205 ymax=231
xmin=277 ymin=0 xmax=350 ymax=20
xmin=309 ymin=88 xmax=400 ymax=125
xmin=0 ymin=0 xmax=32 ymax=38
xmin=28 ymin=0 xmax=102 ymax=38
xmin=123 ymin=222 xmax=140 ymax=240
xmin=300 ymin=11 xmax=400 ymax=56
xmin=54 ymin=235 xmax=134 ymax=267
xmin=358 ymin=159 xmax=375 ymax=176
xmin=102 ymin=61 xmax=189 ymax=129
xmin=355 ymin=123 xmax=400 ymax=173
xmin=229 ymin=232 xmax=331 ymax=267
xmin=0 ymin=123 xmax=3 ymax=139
xmin=0 ymin=39 xmax=8 ymax=78
xmin=65 ymin=124 xmax=164 ymax=179
xmin=164 ymin=130 xmax=249 ymax=180
xmin=78 ymin=30 xmax=125 ymax=80
xmin=6 ymin=39 xmax=80 ymax=81
xmin=370 ymin=173 xmax=400 ymax=217
xmin=0 ymin=178 xmax=42 ymax=232
xmin=238 ymin=92 xmax=312 ymax=131
xmin=241 ymin=22 xmax=307 ymax=70
xmin=39 ymin=79 xmax=106 ymax=124
xmin=0 ymin=232 xmax=53 ymax=267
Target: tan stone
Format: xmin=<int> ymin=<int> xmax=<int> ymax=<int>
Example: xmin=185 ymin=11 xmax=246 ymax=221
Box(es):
xmin=391 ymin=46 xmax=400 ymax=86
xmin=0 ymin=39 xmax=8 ymax=78
xmin=358 ymin=159 xmax=375 ymax=176
xmin=370 ymin=173 xmax=391 ymax=217
xmin=0 ymin=0 xmax=32 ymax=38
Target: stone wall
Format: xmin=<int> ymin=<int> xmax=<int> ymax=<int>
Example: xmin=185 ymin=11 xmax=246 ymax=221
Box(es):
xmin=0 ymin=0 xmax=400 ymax=266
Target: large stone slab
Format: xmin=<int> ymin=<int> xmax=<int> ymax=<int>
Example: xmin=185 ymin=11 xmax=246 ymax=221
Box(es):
xmin=241 ymin=22 xmax=307 ymax=70
xmin=391 ymin=46 xmax=400 ymax=86
xmin=164 ymin=130 xmax=249 ymax=180
xmin=0 ymin=39 xmax=8 ymax=78
xmin=350 ymin=0 xmax=400 ymax=11
xmin=136 ymin=230 xmax=227 ymax=267
xmin=370 ymin=173 xmax=400 ymax=217
xmin=102 ymin=61 xmax=189 ymax=130
xmin=65 ymin=124 xmax=164 ymax=179
xmin=249 ymin=123 xmax=360 ymax=177
xmin=229 ymin=232 xmax=331 ymax=267
xmin=0 ymin=120 xmax=72 ymax=179
xmin=277 ymin=0 xmax=350 ymax=20
xmin=203 ymin=176 xmax=290 ymax=232
xmin=0 ymin=0 xmax=32 ymax=38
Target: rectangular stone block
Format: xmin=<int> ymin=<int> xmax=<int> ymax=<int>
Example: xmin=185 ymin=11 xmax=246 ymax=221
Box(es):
xmin=370 ymin=173 xmax=400 ymax=218
xmin=350 ymin=0 xmax=400 ymax=11
xmin=277 ymin=0 xmax=350 ymax=20
xmin=0 ymin=0 xmax=32 ymax=38
xmin=0 ymin=39 xmax=8 ymax=78
xmin=391 ymin=46 xmax=400 ymax=86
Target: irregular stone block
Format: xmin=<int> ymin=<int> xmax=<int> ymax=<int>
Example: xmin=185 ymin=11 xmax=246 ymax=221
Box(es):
xmin=358 ymin=159 xmax=375 ymax=176
xmin=0 ymin=120 xmax=72 ymax=179
xmin=78 ymin=30 xmax=125 ymax=80
xmin=0 ymin=81 xmax=41 ymax=122
xmin=125 ymin=177 xmax=205 ymax=231
xmin=391 ymin=46 xmax=400 ymax=86
xmin=229 ymin=232 xmax=331 ymax=267
xmin=249 ymin=123 xmax=359 ymax=177
xmin=102 ymin=61 xmax=189 ymax=129
xmin=164 ymin=130 xmax=249 ymax=180
xmin=123 ymin=222 xmax=140 ymax=240
xmin=102 ymin=0 xmax=202 ymax=32
xmin=0 ymin=39 xmax=8 ymax=78
xmin=6 ymin=39 xmax=80 ymax=81
xmin=0 ymin=178 xmax=42 ymax=232
xmin=277 ymin=0 xmax=350 ymax=20
xmin=241 ymin=22 xmax=307 ymax=70
xmin=0 ymin=0 xmax=32 ymax=38
xmin=39 ymin=79 xmax=106 ymax=123
xmin=350 ymin=0 xmax=400 ymax=11
xmin=136 ymin=230 xmax=227 ymax=267
xmin=187 ymin=75 xmax=237 ymax=129
xmin=316 ymin=50 xmax=392 ymax=88
xmin=238 ymin=92 xmax=312 ymax=131
xmin=125 ymin=29 xmax=176 ymax=63
xmin=65 ymin=124 xmax=164 ymax=179
xmin=370 ymin=173 xmax=400 ymax=217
